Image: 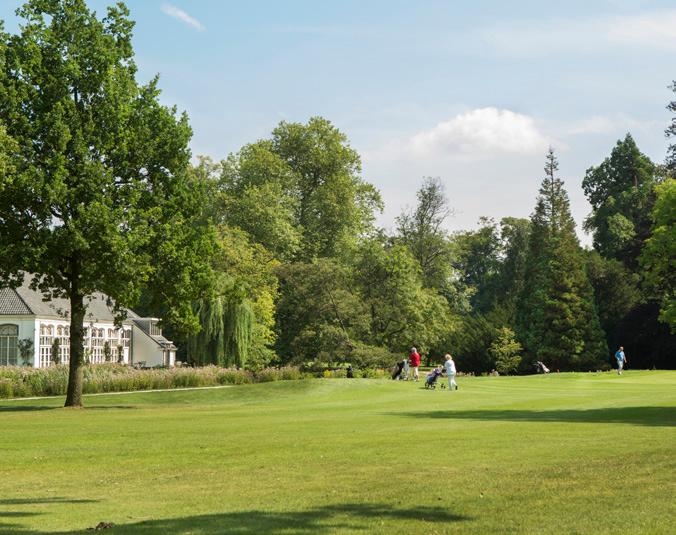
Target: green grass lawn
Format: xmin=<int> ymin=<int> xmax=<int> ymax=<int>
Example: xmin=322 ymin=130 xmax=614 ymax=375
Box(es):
xmin=1 ymin=371 xmax=674 ymax=534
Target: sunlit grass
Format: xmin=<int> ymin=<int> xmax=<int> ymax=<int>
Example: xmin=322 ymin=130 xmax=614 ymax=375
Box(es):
xmin=1 ymin=371 xmax=674 ymax=534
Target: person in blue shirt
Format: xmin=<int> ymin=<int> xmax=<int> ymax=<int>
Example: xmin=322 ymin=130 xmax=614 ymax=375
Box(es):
xmin=615 ymin=347 xmax=627 ymax=375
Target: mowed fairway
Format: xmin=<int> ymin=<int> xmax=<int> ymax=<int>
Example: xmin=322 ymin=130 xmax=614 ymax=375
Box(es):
xmin=1 ymin=371 xmax=675 ymax=534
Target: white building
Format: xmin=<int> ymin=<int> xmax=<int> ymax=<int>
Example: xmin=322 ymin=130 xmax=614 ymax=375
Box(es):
xmin=0 ymin=276 xmax=176 ymax=368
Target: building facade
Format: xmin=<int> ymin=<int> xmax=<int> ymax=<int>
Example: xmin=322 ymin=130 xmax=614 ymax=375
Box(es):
xmin=0 ymin=276 xmax=176 ymax=368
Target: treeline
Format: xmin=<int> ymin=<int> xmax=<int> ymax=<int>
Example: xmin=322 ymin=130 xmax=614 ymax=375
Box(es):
xmin=155 ymin=107 xmax=675 ymax=373
xmin=0 ymin=1 xmax=673 ymax=401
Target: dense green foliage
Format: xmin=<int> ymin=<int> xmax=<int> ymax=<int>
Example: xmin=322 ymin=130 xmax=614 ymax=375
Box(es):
xmin=0 ymin=2 xmax=672 ymax=375
xmin=517 ymin=150 xmax=607 ymax=370
xmin=640 ymin=179 xmax=676 ymax=330
xmin=582 ymin=134 xmax=660 ymax=269
xmin=395 ymin=177 xmax=454 ymax=289
xmin=579 ymin=128 xmax=674 ymax=367
xmin=0 ymin=0 xmax=214 ymax=405
xmin=1 ymin=373 xmax=674 ymax=533
xmin=489 ymin=327 xmax=523 ymax=375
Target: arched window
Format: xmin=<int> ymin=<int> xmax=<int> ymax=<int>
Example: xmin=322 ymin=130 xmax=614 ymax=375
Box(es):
xmin=0 ymin=324 xmax=19 ymax=366
xmin=57 ymin=326 xmax=63 ymax=336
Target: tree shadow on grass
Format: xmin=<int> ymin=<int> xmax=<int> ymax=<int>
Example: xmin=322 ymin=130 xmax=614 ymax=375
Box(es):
xmin=0 ymin=405 xmax=136 ymax=412
xmin=1 ymin=503 xmax=470 ymax=534
xmin=0 ymin=499 xmax=97 ymax=505
xmin=391 ymin=406 xmax=675 ymax=427
xmin=0 ymin=499 xmax=98 ymax=532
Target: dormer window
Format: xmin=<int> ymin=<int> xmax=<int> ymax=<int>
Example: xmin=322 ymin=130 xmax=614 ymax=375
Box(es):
xmin=149 ymin=322 xmax=162 ymax=336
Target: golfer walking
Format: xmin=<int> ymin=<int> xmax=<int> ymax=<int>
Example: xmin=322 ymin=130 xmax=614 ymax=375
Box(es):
xmin=615 ymin=346 xmax=627 ymax=375
xmin=444 ymin=354 xmax=458 ymax=391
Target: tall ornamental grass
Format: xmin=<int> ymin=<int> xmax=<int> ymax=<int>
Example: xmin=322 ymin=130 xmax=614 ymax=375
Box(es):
xmin=0 ymin=365 xmax=308 ymax=399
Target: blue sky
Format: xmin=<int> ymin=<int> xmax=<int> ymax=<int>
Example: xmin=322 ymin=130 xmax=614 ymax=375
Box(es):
xmin=1 ymin=1 xmax=674 ymax=242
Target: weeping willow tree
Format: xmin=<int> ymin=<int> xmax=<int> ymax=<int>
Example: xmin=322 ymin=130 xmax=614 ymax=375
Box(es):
xmin=188 ymin=296 xmax=255 ymax=367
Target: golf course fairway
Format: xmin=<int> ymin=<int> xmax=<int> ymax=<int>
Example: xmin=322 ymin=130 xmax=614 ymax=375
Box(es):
xmin=1 ymin=371 xmax=674 ymax=534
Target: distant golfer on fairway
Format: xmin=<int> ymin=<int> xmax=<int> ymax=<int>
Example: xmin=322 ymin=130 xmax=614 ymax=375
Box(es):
xmin=409 ymin=347 xmax=421 ymax=382
xmin=444 ymin=354 xmax=458 ymax=391
xmin=615 ymin=346 xmax=627 ymax=375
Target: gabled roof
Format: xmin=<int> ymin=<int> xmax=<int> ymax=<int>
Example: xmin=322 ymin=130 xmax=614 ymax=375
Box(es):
xmin=0 ymin=287 xmax=32 ymax=315
xmin=0 ymin=274 xmax=133 ymax=323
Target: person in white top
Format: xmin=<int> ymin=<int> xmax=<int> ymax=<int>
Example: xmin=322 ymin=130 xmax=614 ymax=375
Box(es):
xmin=444 ymin=354 xmax=458 ymax=391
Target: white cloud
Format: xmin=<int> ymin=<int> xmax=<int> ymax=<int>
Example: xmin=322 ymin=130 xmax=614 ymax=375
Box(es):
xmin=406 ymin=108 xmax=552 ymax=159
xmin=161 ymin=4 xmax=205 ymax=32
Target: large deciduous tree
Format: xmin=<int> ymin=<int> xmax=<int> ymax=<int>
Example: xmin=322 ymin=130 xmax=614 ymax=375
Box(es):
xmin=396 ymin=177 xmax=454 ymax=290
xmin=517 ymin=149 xmax=607 ymax=370
xmin=353 ymin=238 xmax=451 ymax=356
xmin=187 ymin=226 xmax=279 ymax=369
xmin=494 ymin=217 xmax=531 ymax=311
xmin=272 ymin=118 xmax=383 ymax=260
xmin=639 ymin=178 xmax=676 ymax=331
xmin=0 ymin=1 xmax=214 ymax=406
xmin=274 ymin=259 xmax=368 ymax=363
xmin=450 ymin=218 xmax=502 ymax=313
xmin=582 ymin=134 xmax=660 ymax=269
xmin=216 ymin=118 xmax=382 ymax=262
xmin=584 ymin=250 xmax=641 ymax=346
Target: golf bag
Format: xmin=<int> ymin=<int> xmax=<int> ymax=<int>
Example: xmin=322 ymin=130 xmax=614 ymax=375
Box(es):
xmin=391 ymin=360 xmax=405 ymax=380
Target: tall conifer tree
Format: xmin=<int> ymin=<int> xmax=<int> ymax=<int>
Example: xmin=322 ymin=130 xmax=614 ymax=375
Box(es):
xmin=517 ymin=149 xmax=607 ymax=370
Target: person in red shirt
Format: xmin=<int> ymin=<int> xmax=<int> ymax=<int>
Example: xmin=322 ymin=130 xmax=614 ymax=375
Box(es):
xmin=409 ymin=347 xmax=421 ymax=382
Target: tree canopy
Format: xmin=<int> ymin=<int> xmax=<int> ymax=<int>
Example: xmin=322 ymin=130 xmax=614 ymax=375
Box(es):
xmin=1 ymin=2 xmax=673 ymax=377
xmin=640 ymin=178 xmax=676 ymax=331
xmin=0 ymin=0 xmax=214 ymax=406
xmin=582 ymin=134 xmax=660 ymax=269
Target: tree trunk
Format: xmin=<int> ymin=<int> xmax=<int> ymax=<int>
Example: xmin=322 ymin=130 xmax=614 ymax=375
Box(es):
xmin=65 ymin=291 xmax=85 ymax=408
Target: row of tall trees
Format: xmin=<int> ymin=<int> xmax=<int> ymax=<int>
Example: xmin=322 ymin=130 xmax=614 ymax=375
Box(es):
xmin=0 ymin=2 xmax=673 ymax=407
xmin=176 ymin=123 xmax=673 ymax=373
xmin=446 ymin=131 xmax=674 ymax=373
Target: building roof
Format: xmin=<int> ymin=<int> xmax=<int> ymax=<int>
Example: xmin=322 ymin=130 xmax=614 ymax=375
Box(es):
xmin=0 ymin=286 xmax=32 ymax=315
xmin=1 ymin=275 xmax=176 ymax=350
xmin=0 ymin=274 xmax=133 ymax=323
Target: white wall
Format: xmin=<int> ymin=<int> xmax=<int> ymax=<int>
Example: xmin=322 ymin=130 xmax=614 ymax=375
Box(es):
xmin=31 ymin=318 xmax=132 ymax=367
xmin=131 ymin=325 xmax=168 ymax=367
xmin=1 ymin=316 xmax=175 ymax=368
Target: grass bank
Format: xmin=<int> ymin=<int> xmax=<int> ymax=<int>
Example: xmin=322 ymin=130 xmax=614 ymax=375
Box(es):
xmin=1 ymin=371 xmax=674 ymax=534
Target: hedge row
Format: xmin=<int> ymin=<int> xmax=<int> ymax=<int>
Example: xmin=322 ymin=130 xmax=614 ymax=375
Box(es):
xmin=0 ymin=364 xmax=305 ymax=399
